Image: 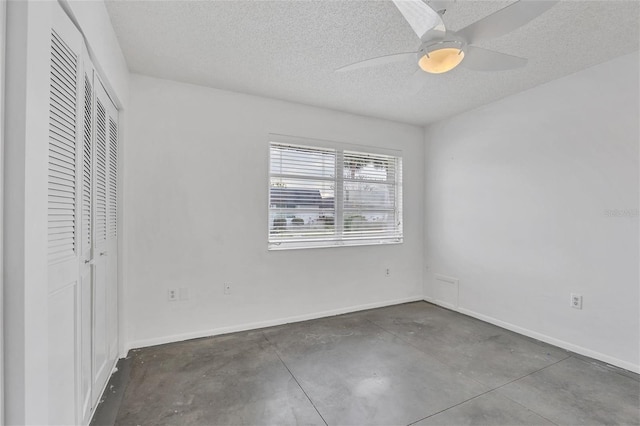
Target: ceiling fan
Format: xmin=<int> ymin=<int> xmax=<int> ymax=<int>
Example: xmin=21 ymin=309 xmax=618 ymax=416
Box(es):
xmin=337 ymin=0 xmax=558 ymax=75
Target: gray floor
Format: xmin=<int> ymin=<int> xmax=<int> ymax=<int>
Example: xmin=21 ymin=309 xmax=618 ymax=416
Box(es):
xmin=93 ymin=302 xmax=640 ymax=425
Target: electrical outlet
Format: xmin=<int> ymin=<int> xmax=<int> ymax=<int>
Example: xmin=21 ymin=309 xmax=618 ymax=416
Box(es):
xmin=385 ymin=268 xmax=391 ymax=277
xmin=224 ymin=283 xmax=232 ymax=295
xmin=167 ymin=289 xmax=178 ymax=301
xmin=570 ymin=293 xmax=582 ymax=309
xmin=179 ymin=288 xmax=189 ymax=301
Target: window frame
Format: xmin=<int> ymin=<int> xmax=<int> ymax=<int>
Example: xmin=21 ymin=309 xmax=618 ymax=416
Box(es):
xmin=268 ymin=134 xmax=403 ymax=250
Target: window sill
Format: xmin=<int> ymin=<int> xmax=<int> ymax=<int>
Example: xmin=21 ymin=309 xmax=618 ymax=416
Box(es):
xmin=268 ymin=238 xmax=403 ymax=251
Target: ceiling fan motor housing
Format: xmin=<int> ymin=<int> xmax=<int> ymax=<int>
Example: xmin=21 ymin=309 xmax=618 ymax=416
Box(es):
xmin=418 ymin=39 xmax=465 ymax=59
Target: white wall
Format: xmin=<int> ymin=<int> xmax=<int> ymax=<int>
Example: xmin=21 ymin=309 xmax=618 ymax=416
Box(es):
xmin=123 ymin=74 xmax=424 ymax=349
xmin=0 ymin=1 xmax=5 ymax=422
xmin=4 ymin=3 xmax=54 ymax=422
xmin=424 ymin=52 xmax=639 ymax=372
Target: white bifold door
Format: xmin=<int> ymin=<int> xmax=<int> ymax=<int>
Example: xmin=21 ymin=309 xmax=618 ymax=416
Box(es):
xmin=89 ymin=71 xmax=120 ymax=411
xmin=47 ymin=3 xmax=120 ymax=424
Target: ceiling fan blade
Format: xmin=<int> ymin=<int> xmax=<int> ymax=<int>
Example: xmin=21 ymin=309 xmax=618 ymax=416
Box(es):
xmin=336 ymin=52 xmax=416 ymax=72
xmin=391 ymin=0 xmax=446 ymax=41
xmin=456 ymin=0 xmax=558 ymax=45
xmin=461 ymin=46 xmax=528 ymax=71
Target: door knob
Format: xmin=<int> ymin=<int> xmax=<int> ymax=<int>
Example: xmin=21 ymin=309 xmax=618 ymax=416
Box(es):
xmin=100 ymin=251 xmax=107 ymax=256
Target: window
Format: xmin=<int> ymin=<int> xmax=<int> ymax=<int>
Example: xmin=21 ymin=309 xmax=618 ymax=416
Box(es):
xmin=269 ymin=136 xmax=402 ymax=250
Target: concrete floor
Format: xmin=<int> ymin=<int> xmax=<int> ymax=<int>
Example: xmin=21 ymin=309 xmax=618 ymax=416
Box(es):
xmin=92 ymin=302 xmax=640 ymax=425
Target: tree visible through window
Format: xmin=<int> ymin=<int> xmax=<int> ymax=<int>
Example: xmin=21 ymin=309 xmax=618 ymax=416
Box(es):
xmin=269 ymin=139 xmax=402 ymax=250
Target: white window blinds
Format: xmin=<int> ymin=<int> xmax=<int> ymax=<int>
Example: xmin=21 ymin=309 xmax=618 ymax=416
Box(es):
xmin=269 ymin=139 xmax=402 ymax=250
xmin=343 ymin=150 xmax=401 ymax=240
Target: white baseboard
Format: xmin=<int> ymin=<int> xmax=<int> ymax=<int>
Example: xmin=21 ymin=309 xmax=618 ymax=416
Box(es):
xmin=126 ymin=295 xmax=424 ymax=353
xmin=424 ymin=297 xmax=640 ymax=374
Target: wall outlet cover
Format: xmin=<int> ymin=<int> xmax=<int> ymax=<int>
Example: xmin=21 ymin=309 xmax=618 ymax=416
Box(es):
xmin=571 ymin=293 xmax=583 ymax=309
xmin=167 ymin=289 xmax=178 ymax=301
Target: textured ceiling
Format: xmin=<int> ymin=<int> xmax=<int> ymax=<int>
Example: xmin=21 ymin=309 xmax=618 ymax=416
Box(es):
xmin=105 ymin=0 xmax=639 ymax=126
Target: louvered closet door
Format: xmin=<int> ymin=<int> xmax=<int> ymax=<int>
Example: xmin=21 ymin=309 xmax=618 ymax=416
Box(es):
xmin=106 ymin=96 xmax=119 ymax=363
xmin=79 ymin=56 xmax=95 ymax=425
xmin=80 ymin=57 xmax=120 ymax=422
xmin=91 ymin=77 xmax=111 ymax=407
xmin=47 ymin=3 xmax=84 ymax=425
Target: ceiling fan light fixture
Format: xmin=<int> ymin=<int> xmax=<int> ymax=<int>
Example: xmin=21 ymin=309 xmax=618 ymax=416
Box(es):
xmin=418 ymin=47 xmax=464 ymax=74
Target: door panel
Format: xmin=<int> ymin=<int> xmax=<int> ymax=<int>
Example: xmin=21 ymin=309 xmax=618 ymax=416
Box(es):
xmin=79 ymin=265 xmax=93 ymax=422
xmin=48 ymin=283 xmax=79 ymax=425
xmin=79 ymin=59 xmax=94 ymax=424
xmin=91 ymin=79 xmax=110 ymax=407
xmin=107 ymin=113 xmax=119 ymax=360
xmin=47 ymin=3 xmax=83 ymax=424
